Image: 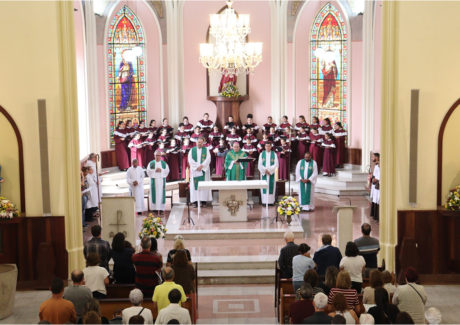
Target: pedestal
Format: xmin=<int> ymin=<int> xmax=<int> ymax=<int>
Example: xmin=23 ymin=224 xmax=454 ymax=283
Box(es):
xmin=218 ymin=190 xmax=247 ymax=222
xmin=0 ymin=264 xmax=17 ymax=319
xmin=101 ymin=197 xmax=136 ymax=246
xmin=333 ymin=206 xmax=357 ymax=255
xmin=207 ymin=95 xmax=249 ymax=129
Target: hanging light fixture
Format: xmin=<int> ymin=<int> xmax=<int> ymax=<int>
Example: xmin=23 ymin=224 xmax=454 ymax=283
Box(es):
xmin=199 ymin=0 xmax=263 ymax=76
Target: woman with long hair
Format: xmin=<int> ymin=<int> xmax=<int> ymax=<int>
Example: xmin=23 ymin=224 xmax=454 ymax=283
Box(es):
xmin=172 ymin=250 xmax=196 ymax=294
xmin=111 ymin=232 xmax=135 ymax=284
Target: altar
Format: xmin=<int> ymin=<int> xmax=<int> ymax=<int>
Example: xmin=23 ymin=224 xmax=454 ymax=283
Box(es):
xmin=198 ymin=180 xmax=268 ymax=222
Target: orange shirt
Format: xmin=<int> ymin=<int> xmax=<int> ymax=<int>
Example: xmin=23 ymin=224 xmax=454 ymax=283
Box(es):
xmin=39 ymin=297 xmax=76 ymax=324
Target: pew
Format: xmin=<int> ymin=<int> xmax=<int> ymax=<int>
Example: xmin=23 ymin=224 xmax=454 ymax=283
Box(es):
xmin=106 ymin=283 xmax=136 ymax=299
xmin=279 ymin=289 xmax=296 ymax=324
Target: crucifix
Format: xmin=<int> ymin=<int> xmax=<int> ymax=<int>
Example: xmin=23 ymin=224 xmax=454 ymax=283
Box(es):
xmin=225 ymin=195 xmax=243 ymax=216
xmin=109 ymin=210 xmax=127 ymax=238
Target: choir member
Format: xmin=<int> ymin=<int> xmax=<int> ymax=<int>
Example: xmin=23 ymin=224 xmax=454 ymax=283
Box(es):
xmin=263 ymin=116 xmax=277 ymax=133
xmin=257 ymin=133 xmax=273 ymax=153
xmin=224 ymin=115 xmax=239 ymax=134
xmin=309 ymin=128 xmax=323 ymax=170
xmin=197 ymin=113 xmax=214 ymax=134
xmin=278 ymin=115 xmax=291 ymax=131
xmin=157 ymin=128 xmax=170 ymax=146
xmin=209 ymin=126 xmax=224 ymax=146
xmin=242 ymin=127 xmax=257 ymax=144
xmin=128 ymin=133 xmax=145 ymax=167
xmin=180 ymin=138 xmax=193 ymax=179
xmin=114 ymin=120 xmax=130 ymax=171
xmin=333 ymin=122 xmax=347 ymax=168
xmin=182 ymin=116 xmax=194 ymax=134
xmin=146 ymin=151 xmax=170 ymax=214
xmin=144 ymin=132 xmax=156 ymax=167
xmin=126 ymin=158 xmax=145 ymax=215
xmin=258 ymin=142 xmax=279 ymax=205
xmin=188 ymin=137 xmax=212 ymax=207
xmin=190 ymin=126 xmax=205 ymax=145
xmin=276 ymin=138 xmax=292 ymax=181
xmin=148 ymin=119 xmax=158 ymax=135
xmin=321 ymin=133 xmax=336 ymax=176
xmin=213 ymin=139 xmax=228 ymax=177
xmin=295 ymin=152 xmax=318 ymax=212
xmin=319 ymin=117 xmax=333 ymax=136
xmin=175 ymin=123 xmax=190 ymax=144
xmin=225 ymin=127 xmax=242 ymax=144
xmin=85 ymin=166 xmax=99 ymax=218
xmin=166 ymin=139 xmax=181 ymax=181
xmin=159 ymin=118 xmax=174 ymax=136
xmin=242 ymin=137 xmax=257 ymax=177
xmin=310 ymin=116 xmax=320 ymax=130
xmin=295 ymin=115 xmax=309 ymax=131
xmin=242 ymin=113 xmax=259 ymax=135
xmin=296 ymin=126 xmax=311 ymax=160
xmin=268 ymin=127 xmax=280 ymax=145
xmin=157 ymin=143 xmax=168 ymax=161
xmin=137 ymin=120 xmax=149 ymax=139
xmin=203 ymin=138 xmax=215 ymax=172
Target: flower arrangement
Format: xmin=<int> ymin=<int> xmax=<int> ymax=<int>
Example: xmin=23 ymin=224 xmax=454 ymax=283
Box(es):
xmin=277 ymin=196 xmax=301 ymax=217
xmin=445 ymin=185 xmax=460 ymax=211
xmin=139 ymin=213 xmax=167 ymax=239
xmin=220 ymin=82 xmax=240 ymax=98
xmin=0 ymin=197 xmax=19 ymax=219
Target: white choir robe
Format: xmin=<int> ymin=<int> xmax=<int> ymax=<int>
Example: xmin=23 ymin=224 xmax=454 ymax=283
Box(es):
xmin=85 ymin=160 xmax=102 ymax=202
xmin=257 ymin=151 xmax=279 ymax=204
xmin=86 ymin=173 xmax=99 ymax=209
xmin=126 ymin=166 xmax=146 ymax=212
xmin=146 ymin=160 xmax=170 ymax=211
xmin=370 ymin=164 xmax=380 ymax=204
xmin=295 ymin=159 xmax=318 ymax=211
xmin=188 ymin=147 xmax=212 ymax=203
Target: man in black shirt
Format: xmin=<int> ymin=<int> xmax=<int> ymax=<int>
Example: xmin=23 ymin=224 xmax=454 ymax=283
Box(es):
xmin=313 ymin=234 xmax=342 ymax=278
xmin=84 ymin=225 xmax=111 ymax=271
xmin=278 ymin=231 xmax=299 ymax=278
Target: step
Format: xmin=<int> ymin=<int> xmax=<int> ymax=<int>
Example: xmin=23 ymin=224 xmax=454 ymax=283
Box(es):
xmin=316 ymin=176 xmax=367 ymax=188
xmin=197 ymin=269 xmax=275 ymax=285
xmin=336 ymin=170 xmax=368 ymax=181
xmin=314 ymin=186 xmax=369 ymax=196
xmin=165 ymin=227 xmax=304 ymax=240
xmin=195 ymin=255 xmax=278 ymax=270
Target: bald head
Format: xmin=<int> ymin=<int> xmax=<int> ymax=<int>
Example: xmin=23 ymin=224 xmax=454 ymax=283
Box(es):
xmin=232 ymin=141 xmax=240 ymax=152
xmin=284 ymin=230 xmax=295 ymax=243
xmin=161 ymin=266 xmax=175 ymax=281
xmin=71 ymin=269 xmax=84 ymax=285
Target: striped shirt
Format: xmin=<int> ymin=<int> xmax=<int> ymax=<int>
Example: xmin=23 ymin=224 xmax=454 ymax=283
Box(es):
xmin=132 ymin=251 xmax=163 ymax=297
xmin=328 ymin=288 xmax=359 ymax=308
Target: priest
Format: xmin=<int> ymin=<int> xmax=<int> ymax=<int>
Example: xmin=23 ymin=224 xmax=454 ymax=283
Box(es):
xmin=188 ymin=137 xmax=212 ymax=207
xmin=126 ymin=158 xmax=145 ymax=215
xmin=295 ymin=152 xmax=318 ymax=212
xmin=224 ymin=142 xmax=248 ymax=180
xmin=258 ymin=142 xmax=279 ymax=205
xmin=146 ymin=150 xmax=170 ymax=214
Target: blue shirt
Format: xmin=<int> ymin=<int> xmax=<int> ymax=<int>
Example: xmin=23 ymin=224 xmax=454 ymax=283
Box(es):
xmin=292 ymin=255 xmax=315 ymax=281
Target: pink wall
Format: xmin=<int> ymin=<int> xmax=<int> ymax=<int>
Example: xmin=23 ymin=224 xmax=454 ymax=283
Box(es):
xmin=350 ymin=41 xmax=363 ymax=148
xmin=182 ymin=1 xmax=271 ymax=127
xmin=373 ymin=1 xmax=382 ymax=152
xmin=98 ymin=0 xmax=163 ymax=150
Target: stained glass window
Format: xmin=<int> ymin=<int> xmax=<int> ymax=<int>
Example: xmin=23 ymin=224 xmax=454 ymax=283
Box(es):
xmin=310 ymin=3 xmax=348 ymax=127
xmin=107 ymin=6 xmax=146 ymax=146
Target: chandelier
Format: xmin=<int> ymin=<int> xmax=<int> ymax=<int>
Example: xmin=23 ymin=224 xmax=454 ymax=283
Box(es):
xmin=199 ymin=0 xmax=263 ymax=76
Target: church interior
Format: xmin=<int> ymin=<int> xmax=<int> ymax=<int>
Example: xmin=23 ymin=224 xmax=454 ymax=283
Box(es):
xmin=0 ymin=0 xmax=460 ymax=324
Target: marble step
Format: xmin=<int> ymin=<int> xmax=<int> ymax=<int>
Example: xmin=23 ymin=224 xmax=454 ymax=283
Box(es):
xmin=165 ymin=227 xmax=304 ymax=240
xmin=316 ymin=176 xmax=367 ymax=188
xmin=314 ymin=186 xmax=369 ymax=196
xmin=197 ymin=269 xmax=275 ymax=285
xmin=194 ymin=255 xmax=278 ymax=270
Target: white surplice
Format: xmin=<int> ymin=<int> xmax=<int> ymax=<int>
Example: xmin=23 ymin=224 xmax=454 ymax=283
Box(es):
xmin=370 ymin=164 xmax=380 ymax=204
xmin=146 ymin=160 xmax=170 ymax=211
xmin=86 ymin=173 xmax=99 ymax=209
xmin=188 ymin=147 xmax=212 ymax=203
xmin=126 ymin=166 xmax=145 ymax=212
xmin=85 ymin=160 xmax=102 ymax=202
xmin=257 ymin=150 xmax=279 ymax=204
xmin=295 ymin=159 xmax=318 ymax=210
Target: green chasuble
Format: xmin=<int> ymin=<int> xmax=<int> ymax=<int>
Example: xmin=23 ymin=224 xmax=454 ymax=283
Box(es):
xmin=261 ymin=150 xmax=276 ymax=194
xmin=149 ymin=160 xmax=167 ymax=204
xmin=299 ymin=159 xmax=314 ymax=205
xmin=191 ymin=146 xmax=207 ymax=190
xmin=224 ymin=150 xmax=248 ymax=180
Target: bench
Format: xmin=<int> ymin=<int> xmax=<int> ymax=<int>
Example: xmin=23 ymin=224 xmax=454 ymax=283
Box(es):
xmin=279 ymin=289 xmax=296 ymax=324
xmin=106 ymin=283 xmax=136 ymax=299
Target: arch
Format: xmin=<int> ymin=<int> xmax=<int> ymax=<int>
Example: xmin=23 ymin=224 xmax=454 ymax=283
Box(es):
xmin=0 ymin=105 xmax=25 ymax=213
xmin=437 ymin=98 xmax=460 ymax=206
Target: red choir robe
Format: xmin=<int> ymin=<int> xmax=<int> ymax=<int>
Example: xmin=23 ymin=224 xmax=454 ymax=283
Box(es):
xmin=321 ymin=139 xmax=336 ymax=174
xmin=276 ymin=144 xmax=292 ymax=180
xmin=166 ymin=145 xmax=181 ymax=181
xmin=213 ymin=145 xmax=228 ymax=177
xmin=190 ymin=132 xmax=206 ymax=146
xmin=319 ymin=125 xmax=333 ymax=136
xmin=225 ymin=133 xmax=242 ymax=145
xmin=180 ymin=144 xmax=192 ymax=179
xmin=296 ymin=132 xmax=311 ymax=160
xmin=257 ymin=140 xmax=274 ymax=153
xmin=278 ymin=123 xmax=292 ymax=131
xmin=183 ymin=123 xmax=194 ymax=134
xmin=174 ymin=131 xmax=190 ymax=144
xmin=263 ymin=123 xmax=277 ymax=133
xmin=144 ymin=137 xmax=156 ymax=167
xmin=309 ymin=123 xmax=320 ymax=130
xmin=114 ymin=128 xmax=130 ymax=170
xmin=208 ymin=132 xmax=224 ymax=146
xmin=243 ymin=123 xmax=259 ymax=135
xmin=137 ymin=127 xmax=149 ymax=140
xmin=243 ymin=134 xmax=258 ymax=144
xmin=148 ymin=126 xmax=158 ymax=135
xmin=128 ymin=138 xmax=145 ymax=167
xmin=268 ymin=132 xmax=280 ymax=145
xmin=197 ymin=120 xmax=214 ymax=134
xmin=159 ymin=125 xmax=174 ymax=136
xmin=203 ymin=143 xmax=215 ymax=172
xmin=333 ymin=128 xmax=347 ymax=167
xmin=157 ymin=135 xmax=170 ymax=146
xmin=295 ymin=122 xmax=309 ymax=131
xmin=309 ymin=133 xmax=323 ymax=170
xmin=224 ymin=122 xmax=239 ymax=134
xmin=242 ymin=143 xmax=258 ymax=177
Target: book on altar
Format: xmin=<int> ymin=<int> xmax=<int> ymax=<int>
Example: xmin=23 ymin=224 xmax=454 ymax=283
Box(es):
xmin=237 ymin=158 xmax=255 ymax=163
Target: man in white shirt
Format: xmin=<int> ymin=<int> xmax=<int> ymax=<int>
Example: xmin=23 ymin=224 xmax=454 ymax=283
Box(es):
xmin=155 ymin=289 xmax=191 ymax=325
xmin=146 ymin=151 xmax=170 ymax=214
xmin=370 ymin=153 xmax=380 ymax=220
xmin=188 ymin=137 xmax=212 ymax=207
xmin=126 ymin=159 xmax=145 ymax=214
xmin=122 ymin=289 xmax=153 ymax=324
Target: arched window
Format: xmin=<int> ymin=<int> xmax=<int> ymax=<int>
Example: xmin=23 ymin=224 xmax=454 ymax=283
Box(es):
xmin=310 ymin=3 xmax=348 ymax=127
xmin=107 ymin=5 xmax=146 ymax=146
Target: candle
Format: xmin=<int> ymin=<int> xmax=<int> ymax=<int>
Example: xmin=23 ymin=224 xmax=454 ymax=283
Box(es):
xmin=275 ymin=167 xmax=279 ymax=182
xmin=185 ymin=167 xmax=190 ymax=183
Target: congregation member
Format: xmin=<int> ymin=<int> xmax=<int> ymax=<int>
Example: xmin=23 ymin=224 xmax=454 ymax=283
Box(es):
xmin=83 ymin=252 xmax=109 ymax=298
xmin=425 ymin=307 xmax=442 ymax=325
xmin=292 ymin=243 xmax=315 ymax=291
xmin=132 ymin=237 xmax=163 ymax=297
xmin=303 ymin=269 xmax=325 ymax=296
xmin=39 ymin=277 xmax=77 ymax=324
xmin=303 ymin=292 xmax=332 ymax=324
xmin=167 ymin=235 xmax=192 ymax=265
xmin=121 ymin=289 xmax=154 ymax=324
xmin=362 ymin=270 xmax=384 ymax=304
xmin=313 ymin=234 xmax=342 ymax=278
xmin=152 ymin=267 xmax=187 ymax=313
xmin=224 ymin=141 xmax=248 ymax=180
xmin=368 ymin=287 xmax=400 ymax=324
xmin=172 ymin=250 xmax=196 ymax=295
xmin=197 ymin=113 xmax=214 ymax=134
xmin=84 ymin=225 xmax=111 ymax=271
xmin=370 ymin=153 xmax=380 ymax=220
xmin=333 ymin=122 xmax=347 ymax=168
xmin=359 ymin=313 xmax=375 ymax=325
xmin=354 ymin=223 xmax=380 ymax=271
xmin=278 ymin=230 xmax=299 ymax=278
xmin=395 ymin=312 xmax=415 ymax=324
xmin=309 ymin=128 xmax=323 ymax=170
xmin=328 ymin=293 xmax=359 ymax=324
xmin=63 ymin=270 xmax=92 ymax=320
xmin=182 ymin=116 xmax=194 ymax=134
xmin=289 ymin=283 xmax=315 ymax=324
xmin=242 ymin=137 xmax=258 ymax=177
xmin=257 ymin=142 xmax=278 ymax=205
xmin=296 ymin=126 xmax=310 ymax=160
xmin=126 ymin=159 xmax=145 ymax=215
xmin=188 ymin=137 xmax=212 ymax=207
xmin=82 ymin=311 xmax=101 ymax=324
xmin=155 ymin=289 xmax=191 ymax=325
xmin=150 ymin=237 xmax=164 ymax=260
xmin=295 ymin=152 xmax=318 ymax=212
xmin=81 ymin=298 xmax=110 ymax=324
xmin=242 ymin=113 xmax=259 ymax=135
xmin=382 ymin=270 xmax=397 ymax=295
xmin=111 ymin=232 xmax=135 ymax=284
xmin=327 ymin=271 xmax=360 ymax=311
xmin=166 ymin=139 xmax=181 ymax=181
xmin=225 ymin=127 xmax=242 ymax=144
xmin=263 ymin=116 xmax=277 ymax=132
xmin=340 ymin=241 xmax=366 ymax=293
xmin=331 ymin=315 xmax=346 ymax=324
xmin=319 ymin=117 xmax=333 ymax=135
xmin=310 ymin=116 xmax=320 ymax=130
xmin=213 ymin=139 xmax=228 ymax=177
xmin=319 ymin=266 xmax=339 ymax=296
xmin=224 ymin=115 xmax=239 ymax=133
xmin=114 ymin=120 xmax=130 ymax=170
xmin=321 ymin=133 xmax=336 ymax=176
xmin=147 ymin=150 xmax=170 ymax=214
xmin=392 ymin=267 xmax=427 ymax=325
xmin=276 ymin=137 xmax=291 ymax=180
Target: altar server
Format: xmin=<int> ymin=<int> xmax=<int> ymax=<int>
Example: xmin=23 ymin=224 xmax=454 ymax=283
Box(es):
xmin=147 ymin=151 xmax=170 ymax=213
xmin=258 ymin=142 xmax=279 ymax=205
xmin=370 ymin=153 xmax=380 ymax=220
xmin=126 ymin=159 xmax=145 ymax=214
xmin=188 ymin=137 xmax=212 ymax=206
xmin=295 ymin=152 xmax=318 ymax=212
xmin=224 ymin=142 xmax=248 ymax=180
